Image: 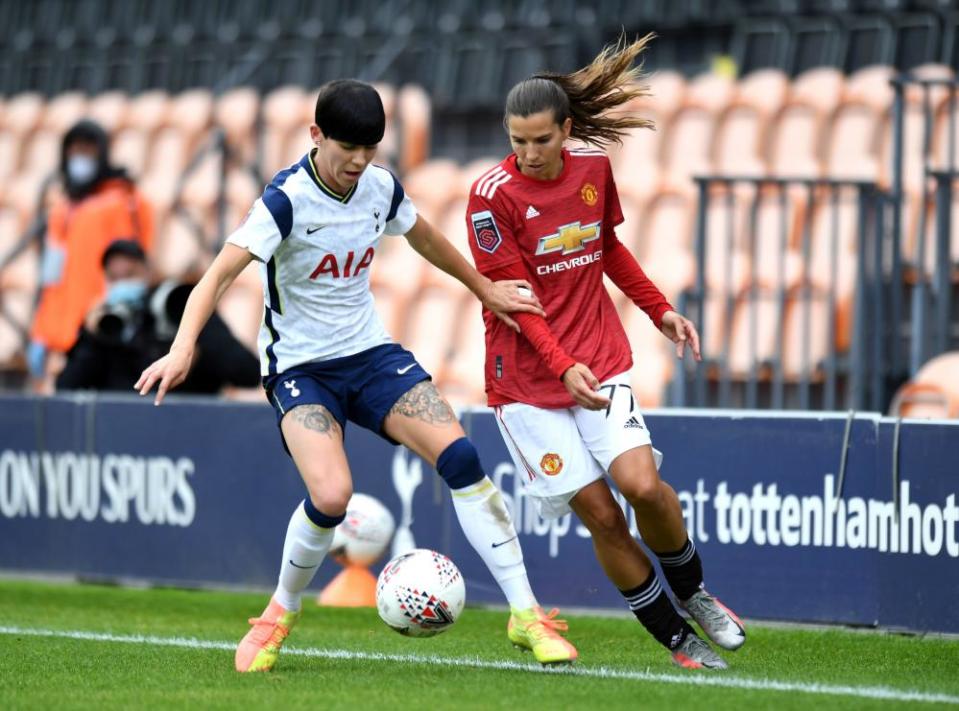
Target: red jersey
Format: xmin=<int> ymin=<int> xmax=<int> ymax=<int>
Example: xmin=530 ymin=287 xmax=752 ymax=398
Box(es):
xmin=466 ymin=147 xmax=672 ymax=409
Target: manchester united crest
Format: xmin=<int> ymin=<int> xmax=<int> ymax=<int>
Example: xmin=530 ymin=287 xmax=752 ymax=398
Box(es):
xmin=580 ymin=182 xmax=598 ymax=207
xmin=539 ymin=452 xmax=564 ymax=476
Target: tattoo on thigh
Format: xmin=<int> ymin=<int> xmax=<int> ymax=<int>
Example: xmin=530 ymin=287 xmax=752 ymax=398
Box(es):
xmin=389 ymin=381 xmax=455 ymax=425
xmin=289 ymin=405 xmax=342 ymax=438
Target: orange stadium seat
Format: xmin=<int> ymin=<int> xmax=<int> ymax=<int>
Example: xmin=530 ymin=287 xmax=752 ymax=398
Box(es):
xmin=878 ymin=64 xmax=954 ymax=191
xmin=713 ymin=99 xmax=769 ymax=175
xmin=168 ymin=89 xmax=215 ymax=157
xmin=402 ymin=158 xmax=461 ymax=226
xmin=620 ymin=301 xmax=674 ymax=408
xmin=770 ymin=68 xmax=846 ymax=176
xmin=86 ymin=91 xmax=129 ymax=134
xmin=889 ymin=352 xmax=959 ymax=418
xmin=126 ymin=90 xmax=172 ymax=135
xmin=396 ymin=84 xmax=431 ymax=173
xmin=399 ymin=286 xmax=462 ymax=379
xmin=42 ymin=92 xmax=88 ymax=134
xmin=217 ymin=270 xmax=263 ymax=353
xmin=644 ymin=70 xmax=687 ymax=118
xmin=660 ymin=72 xmax=733 ymax=189
xmin=373 ymin=82 xmax=398 ymax=171
xmin=261 ymin=86 xmax=307 ymax=179
xmin=111 ymin=126 xmax=151 ymax=178
xmin=0 ymin=286 xmax=32 ymax=366
xmin=823 ymin=65 xmax=894 ymax=181
xmin=215 ymin=86 xmax=260 ymax=168
xmin=369 ymin=234 xmax=426 ymax=303
xmin=371 ymin=282 xmax=407 ymax=341
xmin=439 ymin=297 xmax=487 ymax=407
xmin=611 ymin=108 xmax=663 ymax=199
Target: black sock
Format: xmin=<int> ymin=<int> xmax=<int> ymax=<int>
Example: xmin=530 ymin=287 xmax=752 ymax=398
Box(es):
xmin=654 ymin=538 xmax=703 ymax=602
xmin=620 ymin=570 xmax=694 ymax=651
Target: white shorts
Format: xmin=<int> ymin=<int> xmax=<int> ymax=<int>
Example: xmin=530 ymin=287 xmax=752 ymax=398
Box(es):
xmin=493 ymin=371 xmax=663 ymax=519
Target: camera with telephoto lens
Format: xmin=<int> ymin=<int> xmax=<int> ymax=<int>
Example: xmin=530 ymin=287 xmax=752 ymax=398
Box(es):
xmin=94 ymin=279 xmax=194 ymax=345
xmin=94 ymin=301 xmax=143 ymax=345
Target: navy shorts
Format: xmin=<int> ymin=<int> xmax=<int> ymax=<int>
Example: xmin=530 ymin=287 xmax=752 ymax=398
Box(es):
xmin=264 ymin=343 xmax=431 ymax=451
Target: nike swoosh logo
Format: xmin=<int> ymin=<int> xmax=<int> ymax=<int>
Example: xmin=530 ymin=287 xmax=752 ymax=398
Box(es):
xmin=491 ymin=535 xmax=517 ymax=549
xmin=396 ymin=363 xmax=416 ymax=375
xmin=306 ymin=225 xmax=325 ymax=234
xmin=288 ymin=559 xmax=317 ymax=570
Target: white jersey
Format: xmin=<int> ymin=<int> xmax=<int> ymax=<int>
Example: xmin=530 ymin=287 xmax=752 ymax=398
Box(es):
xmin=227 ymin=151 xmax=418 ymax=376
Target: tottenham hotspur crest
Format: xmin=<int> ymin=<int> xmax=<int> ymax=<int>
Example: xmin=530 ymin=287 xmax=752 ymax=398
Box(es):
xmin=284 ymin=380 xmax=301 ymax=397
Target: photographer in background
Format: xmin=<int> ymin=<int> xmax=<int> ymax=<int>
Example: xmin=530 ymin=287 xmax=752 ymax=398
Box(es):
xmin=57 ymin=239 xmax=260 ymax=394
xmin=29 ymin=119 xmax=154 ymax=390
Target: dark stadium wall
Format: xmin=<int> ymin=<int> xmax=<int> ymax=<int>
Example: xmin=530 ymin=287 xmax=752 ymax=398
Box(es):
xmin=0 ymin=395 xmax=957 ymax=634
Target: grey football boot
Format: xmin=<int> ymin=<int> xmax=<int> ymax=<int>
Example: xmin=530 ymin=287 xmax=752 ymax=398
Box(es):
xmin=671 ymin=633 xmax=728 ymax=670
xmin=680 ymin=589 xmax=746 ymax=651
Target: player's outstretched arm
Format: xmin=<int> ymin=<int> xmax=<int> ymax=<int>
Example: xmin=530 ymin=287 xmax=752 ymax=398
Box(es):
xmin=404 ymin=214 xmax=545 ymax=331
xmin=135 ymin=243 xmax=253 ymax=405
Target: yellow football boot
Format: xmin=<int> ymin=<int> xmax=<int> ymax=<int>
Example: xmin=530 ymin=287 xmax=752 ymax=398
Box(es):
xmin=507 ymin=606 xmax=578 ymax=665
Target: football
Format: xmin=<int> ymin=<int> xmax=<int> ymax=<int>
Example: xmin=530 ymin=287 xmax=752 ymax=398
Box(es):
xmin=329 ymin=493 xmax=396 ymax=567
xmin=375 ymin=549 xmax=466 ymax=637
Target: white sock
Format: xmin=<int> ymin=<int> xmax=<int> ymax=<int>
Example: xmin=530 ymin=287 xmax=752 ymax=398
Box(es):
xmin=451 ymin=476 xmax=538 ymax=610
xmin=273 ymin=502 xmax=336 ymax=612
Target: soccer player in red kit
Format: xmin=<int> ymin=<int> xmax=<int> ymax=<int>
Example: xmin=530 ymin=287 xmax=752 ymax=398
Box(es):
xmin=466 ymin=35 xmax=746 ymax=670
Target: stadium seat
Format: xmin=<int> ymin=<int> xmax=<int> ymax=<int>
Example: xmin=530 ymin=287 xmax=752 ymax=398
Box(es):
xmin=396 ymin=84 xmax=431 ymax=173
xmin=620 ymin=303 xmax=674 ymax=408
xmin=712 ymin=99 xmax=769 ymax=175
xmin=877 ymin=64 xmax=955 ymax=191
xmin=738 ymin=68 xmax=790 ymax=118
xmin=261 ymin=85 xmax=307 ymax=179
xmin=767 ymin=99 xmax=824 ymax=177
xmin=399 ymin=286 xmax=461 ymax=379
xmin=217 ymin=267 xmax=263 ymax=353
xmin=168 ymin=89 xmax=214 ymax=156
xmin=86 ymin=91 xmax=129 ymax=134
xmin=660 ymin=73 xmax=734 ymax=188
xmin=824 ymin=92 xmax=884 ymax=180
xmin=111 ymin=126 xmax=151 ymax=178
xmin=42 ymin=92 xmax=88 ymax=134
xmin=643 ymin=70 xmax=687 ymax=118
xmin=20 ymin=128 xmax=61 ymax=181
xmin=611 ymin=108 xmax=663 ymax=199
xmin=126 ymin=90 xmax=172 ymax=135
xmin=439 ymin=296 xmax=487 ymax=407
xmin=402 ymin=159 xmax=462 ymax=226
xmin=888 ymin=351 xmax=959 ymax=418
xmin=368 ymin=234 xmax=426 ymax=303
xmin=0 ymin=286 xmax=32 ymax=366
xmin=214 ymin=86 xmax=260 ymax=168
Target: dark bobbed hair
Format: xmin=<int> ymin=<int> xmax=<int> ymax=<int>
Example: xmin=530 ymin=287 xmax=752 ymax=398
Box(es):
xmin=504 ymin=34 xmax=656 ymax=147
xmin=314 ymin=79 xmax=385 ymax=146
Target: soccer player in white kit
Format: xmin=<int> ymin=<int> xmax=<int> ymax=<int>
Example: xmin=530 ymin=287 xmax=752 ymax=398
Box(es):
xmin=136 ymin=80 xmax=577 ymax=671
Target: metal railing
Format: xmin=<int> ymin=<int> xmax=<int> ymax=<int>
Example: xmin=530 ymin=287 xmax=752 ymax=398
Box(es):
xmin=889 ymin=75 xmax=959 ymax=376
xmin=675 ymin=176 xmax=897 ymax=411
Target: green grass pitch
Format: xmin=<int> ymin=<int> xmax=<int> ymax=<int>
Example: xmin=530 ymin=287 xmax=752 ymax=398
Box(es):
xmin=1 ymin=579 xmax=957 ymax=710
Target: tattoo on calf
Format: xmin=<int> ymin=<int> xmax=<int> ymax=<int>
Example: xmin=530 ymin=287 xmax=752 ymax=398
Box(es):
xmin=290 ymin=405 xmax=341 ymax=437
xmin=390 ymin=381 xmax=455 ymax=425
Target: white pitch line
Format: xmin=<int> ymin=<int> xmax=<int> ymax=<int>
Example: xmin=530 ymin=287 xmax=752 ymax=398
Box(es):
xmin=1 ymin=625 xmax=957 ymax=706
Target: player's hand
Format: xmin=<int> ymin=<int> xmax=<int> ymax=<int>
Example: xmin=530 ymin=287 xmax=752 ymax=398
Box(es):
xmin=561 ymin=363 xmax=611 ymax=410
xmin=482 ymin=279 xmax=546 ymax=333
xmin=134 ymin=345 xmax=194 ymax=405
xmin=660 ymin=311 xmax=702 ymax=361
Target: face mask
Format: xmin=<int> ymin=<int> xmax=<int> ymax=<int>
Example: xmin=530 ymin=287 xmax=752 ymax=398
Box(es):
xmin=67 ymin=155 xmax=98 ymax=185
xmin=105 ymin=279 xmax=147 ymax=306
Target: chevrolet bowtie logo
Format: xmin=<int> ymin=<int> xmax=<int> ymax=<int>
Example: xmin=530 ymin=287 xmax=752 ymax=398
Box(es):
xmin=535 ymin=221 xmax=601 ymax=255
